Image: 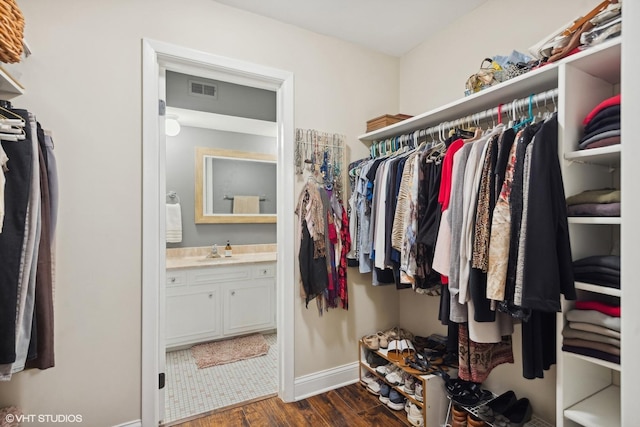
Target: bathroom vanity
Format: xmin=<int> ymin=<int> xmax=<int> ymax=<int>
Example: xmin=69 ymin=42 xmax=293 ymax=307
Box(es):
xmin=165 ymin=246 xmax=276 ymax=349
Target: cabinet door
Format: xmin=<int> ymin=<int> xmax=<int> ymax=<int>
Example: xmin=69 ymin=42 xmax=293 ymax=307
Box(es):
xmin=223 ymin=279 xmax=275 ymax=336
xmin=166 ymin=289 xmax=222 ymax=348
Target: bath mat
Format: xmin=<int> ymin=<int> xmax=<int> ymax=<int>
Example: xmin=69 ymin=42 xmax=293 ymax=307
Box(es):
xmin=191 ymin=334 xmax=269 ymax=369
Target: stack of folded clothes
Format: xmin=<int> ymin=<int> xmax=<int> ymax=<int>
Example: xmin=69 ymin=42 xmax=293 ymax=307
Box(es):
xmin=573 ymin=255 xmax=620 ymax=289
xmin=563 ymin=301 xmax=620 ymax=364
xmin=578 ymin=94 xmax=620 ymax=150
xmin=566 ymin=188 xmax=620 ymax=217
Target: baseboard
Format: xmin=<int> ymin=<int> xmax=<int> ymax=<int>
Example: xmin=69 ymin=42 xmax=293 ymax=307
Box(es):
xmin=112 ymin=420 xmax=142 ymax=427
xmin=294 ymin=361 xmax=359 ymax=400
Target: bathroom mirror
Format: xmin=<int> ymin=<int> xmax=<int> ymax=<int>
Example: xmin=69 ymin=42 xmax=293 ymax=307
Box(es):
xmin=195 ymin=147 xmax=277 ymax=223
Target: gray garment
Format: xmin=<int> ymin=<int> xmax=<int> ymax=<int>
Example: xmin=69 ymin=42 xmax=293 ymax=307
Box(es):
xmin=562 ymin=325 xmax=620 ymax=347
xmin=44 ymin=134 xmax=58 ymax=241
xmin=448 ymin=143 xmax=473 ymax=323
xmin=567 ymin=202 xmax=620 ymax=216
xmin=357 ymin=161 xmax=373 ymax=273
xmin=566 ymin=309 xmax=621 ymax=332
xmin=0 ymin=115 xmax=41 ymax=381
xmin=577 ymin=129 xmax=621 ymax=149
xmin=569 ymin=321 xmax=621 ymax=339
xmin=514 ymin=140 xmax=535 ymax=306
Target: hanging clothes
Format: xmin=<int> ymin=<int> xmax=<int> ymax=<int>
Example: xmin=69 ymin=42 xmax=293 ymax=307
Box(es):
xmin=0 ymin=105 xmax=57 ymax=381
xmin=296 ymin=180 xmax=349 ymax=313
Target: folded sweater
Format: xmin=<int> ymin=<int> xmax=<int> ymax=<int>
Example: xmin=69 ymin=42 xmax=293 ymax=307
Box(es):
xmin=570 ymin=321 xmax=620 ymax=339
xmin=562 ymin=326 xmax=620 ymax=347
xmin=565 ymin=309 xmax=620 ymax=332
xmin=583 ymin=94 xmax=621 ymax=126
xmin=567 ymin=202 xmax=620 ymax=217
xmin=566 ymin=188 xmax=620 ymax=205
xmin=575 ymin=300 xmax=620 ymax=317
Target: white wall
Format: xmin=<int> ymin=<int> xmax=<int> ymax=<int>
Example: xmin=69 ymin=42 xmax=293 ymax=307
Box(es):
xmin=398 ymin=0 xmax=604 ymax=423
xmin=400 ymin=0 xmax=604 ymax=114
xmin=0 ymin=1 xmax=399 ymax=425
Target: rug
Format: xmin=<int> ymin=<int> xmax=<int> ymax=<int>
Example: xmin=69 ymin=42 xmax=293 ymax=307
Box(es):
xmin=191 ymin=333 xmax=269 ymax=369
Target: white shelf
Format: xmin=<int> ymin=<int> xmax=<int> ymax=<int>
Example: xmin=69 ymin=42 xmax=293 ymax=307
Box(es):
xmin=564 ymin=145 xmax=621 ymax=168
xmin=564 ymin=385 xmax=620 ymax=427
xmin=574 ymin=281 xmax=621 ymax=297
xmin=359 ymin=62 xmax=558 ymax=142
xmin=561 ymin=37 xmax=621 ymax=84
xmin=0 ymin=65 xmax=24 ymax=98
xmin=563 ymin=351 xmax=620 ymax=371
xmin=568 ymin=217 xmax=621 ymax=225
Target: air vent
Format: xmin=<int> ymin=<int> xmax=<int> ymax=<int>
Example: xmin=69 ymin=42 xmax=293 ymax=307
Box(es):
xmin=189 ymin=79 xmax=218 ymax=99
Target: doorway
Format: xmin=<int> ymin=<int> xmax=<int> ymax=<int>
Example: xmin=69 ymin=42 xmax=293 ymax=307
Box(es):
xmin=141 ymin=39 xmax=295 ymax=426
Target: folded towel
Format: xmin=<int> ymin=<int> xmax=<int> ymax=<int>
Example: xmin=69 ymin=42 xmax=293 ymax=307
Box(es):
xmin=166 ymin=203 xmax=182 ymax=243
xmin=233 ymin=196 xmax=260 ymax=214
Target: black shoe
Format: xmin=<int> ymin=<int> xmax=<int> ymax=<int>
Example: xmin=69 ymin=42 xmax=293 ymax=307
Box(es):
xmin=494 ymin=398 xmax=532 ymax=427
xmin=477 ymin=390 xmax=517 ymax=422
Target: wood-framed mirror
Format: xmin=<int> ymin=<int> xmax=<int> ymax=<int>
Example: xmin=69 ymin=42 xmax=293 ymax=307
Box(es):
xmin=195 ymin=147 xmax=277 ymax=223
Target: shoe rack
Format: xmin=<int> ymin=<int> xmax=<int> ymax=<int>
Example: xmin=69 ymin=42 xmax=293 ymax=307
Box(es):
xmin=445 ymin=397 xmax=554 ymax=427
xmin=358 ymin=341 xmax=451 ymax=426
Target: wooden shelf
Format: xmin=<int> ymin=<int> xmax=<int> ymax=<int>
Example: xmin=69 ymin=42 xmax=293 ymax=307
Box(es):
xmin=574 ymin=281 xmax=621 ymax=298
xmin=568 ymin=217 xmax=621 ymax=225
xmin=564 ymin=145 xmax=621 ymax=168
xmin=564 ymin=385 xmax=620 ymax=427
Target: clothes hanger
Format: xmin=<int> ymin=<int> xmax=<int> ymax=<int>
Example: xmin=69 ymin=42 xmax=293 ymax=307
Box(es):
xmin=513 ymin=94 xmax=535 ymax=131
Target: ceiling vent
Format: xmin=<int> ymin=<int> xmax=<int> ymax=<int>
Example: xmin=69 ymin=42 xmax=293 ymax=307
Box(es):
xmin=189 ymin=80 xmax=218 ymax=99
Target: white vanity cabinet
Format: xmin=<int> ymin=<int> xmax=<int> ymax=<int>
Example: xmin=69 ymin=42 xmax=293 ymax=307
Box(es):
xmin=165 ymin=261 xmax=276 ymax=349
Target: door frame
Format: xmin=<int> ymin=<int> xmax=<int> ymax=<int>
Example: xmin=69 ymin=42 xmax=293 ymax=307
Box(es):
xmin=141 ymin=38 xmax=295 ymax=426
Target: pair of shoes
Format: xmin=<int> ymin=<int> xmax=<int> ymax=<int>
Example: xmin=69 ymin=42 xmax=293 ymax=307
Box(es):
xmin=481 ymin=395 xmax=532 ymax=427
xmin=366 ymin=350 xmax=387 ymax=368
xmin=387 ymin=339 xmax=415 ymax=362
xmin=386 ymin=389 xmax=406 ymax=411
xmin=477 ymin=390 xmax=517 ymax=422
xmin=432 ymin=370 xmax=492 ymax=407
xmin=384 ymin=326 xmax=415 ymax=341
xmin=362 ymin=334 xmax=380 ymax=350
xmin=386 ymin=367 xmax=405 ymax=385
xmin=366 ymin=379 xmax=384 ymax=395
xmin=360 ymin=371 xmax=376 ymax=387
xmin=442 ymin=351 xmax=459 ymax=368
xmin=414 ymin=381 xmax=423 ymax=402
xmin=379 ymin=383 xmax=391 ymax=404
xmin=403 ymin=375 xmax=417 ymax=395
xmin=406 ymin=402 xmax=423 ymax=426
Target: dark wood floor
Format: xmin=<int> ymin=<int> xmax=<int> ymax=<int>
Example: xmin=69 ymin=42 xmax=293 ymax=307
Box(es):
xmin=172 ymin=382 xmax=411 ymax=427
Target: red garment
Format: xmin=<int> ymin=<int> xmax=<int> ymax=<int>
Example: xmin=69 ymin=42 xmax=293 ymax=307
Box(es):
xmin=575 ymin=300 xmax=620 ymax=317
xmin=438 ymin=139 xmax=464 ymax=211
xmin=583 ymin=94 xmax=621 ymax=126
xmin=338 ymin=208 xmax=351 ymax=309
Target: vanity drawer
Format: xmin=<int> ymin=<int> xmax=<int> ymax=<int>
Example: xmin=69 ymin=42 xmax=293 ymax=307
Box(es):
xmin=166 ymin=271 xmax=186 ymax=287
xmin=253 ymin=264 xmax=275 ymax=278
xmin=189 ymin=266 xmax=252 ymax=285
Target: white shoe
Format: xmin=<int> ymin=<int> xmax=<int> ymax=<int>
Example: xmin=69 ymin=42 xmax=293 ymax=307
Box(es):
xmin=407 ymin=403 xmax=424 ymax=426
xmin=360 ymin=371 xmax=376 ymax=386
xmin=403 ymin=376 xmax=416 ymax=395
xmin=385 ymin=370 xmax=404 ymax=385
xmin=376 ymin=363 xmax=393 ymax=375
xmin=366 ymin=379 xmax=382 ymax=395
xmin=414 ymin=382 xmax=423 ymax=402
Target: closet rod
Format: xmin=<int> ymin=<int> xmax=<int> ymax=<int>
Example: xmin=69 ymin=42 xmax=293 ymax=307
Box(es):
xmin=373 ymin=88 xmax=559 ymax=144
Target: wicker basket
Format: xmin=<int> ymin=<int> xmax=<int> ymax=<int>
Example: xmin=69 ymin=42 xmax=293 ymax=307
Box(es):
xmin=0 ymin=0 xmax=24 ymax=64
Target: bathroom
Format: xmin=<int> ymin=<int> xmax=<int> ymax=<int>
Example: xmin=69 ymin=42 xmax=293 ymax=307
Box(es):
xmin=163 ymin=70 xmax=279 ymax=424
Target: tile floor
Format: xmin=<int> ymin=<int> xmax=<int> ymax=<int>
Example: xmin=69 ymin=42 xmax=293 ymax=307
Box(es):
xmin=164 ymin=333 xmax=278 ymax=424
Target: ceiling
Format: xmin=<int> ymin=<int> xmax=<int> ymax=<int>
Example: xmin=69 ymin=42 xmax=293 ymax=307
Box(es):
xmin=214 ymin=0 xmax=489 ymax=57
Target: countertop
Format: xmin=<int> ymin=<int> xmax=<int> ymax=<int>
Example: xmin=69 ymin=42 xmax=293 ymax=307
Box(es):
xmin=166 ymin=244 xmax=277 ymax=270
